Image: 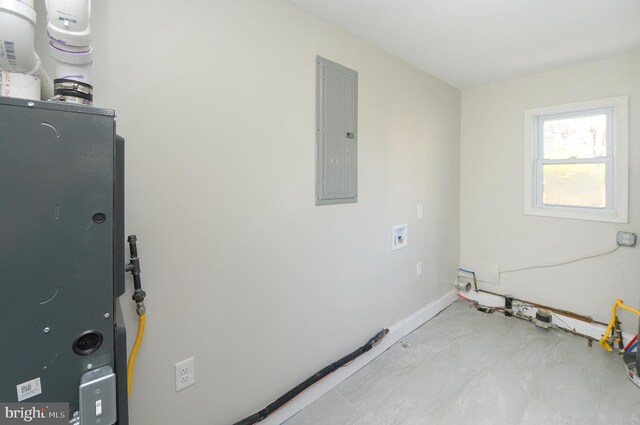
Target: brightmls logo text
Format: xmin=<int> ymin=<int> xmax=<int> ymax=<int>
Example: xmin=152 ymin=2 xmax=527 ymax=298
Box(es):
xmin=5 ymin=406 xmax=46 ymax=422
xmin=0 ymin=404 xmax=68 ymax=425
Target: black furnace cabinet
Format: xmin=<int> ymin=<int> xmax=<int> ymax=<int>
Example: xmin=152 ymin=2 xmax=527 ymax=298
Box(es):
xmin=0 ymin=96 xmax=128 ymax=425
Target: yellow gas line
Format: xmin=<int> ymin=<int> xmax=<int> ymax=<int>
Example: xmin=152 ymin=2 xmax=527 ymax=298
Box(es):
xmin=599 ymin=299 xmax=640 ymax=352
xmin=127 ymin=313 xmax=146 ymax=395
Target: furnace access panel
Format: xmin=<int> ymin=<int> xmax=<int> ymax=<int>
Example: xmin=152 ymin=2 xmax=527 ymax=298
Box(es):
xmin=0 ymin=97 xmax=128 ymax=425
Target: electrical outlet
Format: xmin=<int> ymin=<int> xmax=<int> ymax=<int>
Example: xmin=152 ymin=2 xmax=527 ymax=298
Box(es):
xmin=417 ymin=262 xmax=423 ymax=277
xmin=175 ymin=357 xmax=195 ymax=392
xmin=417 ymin=204 xmax=423 ymax=218
xmin=617 ymin=231 xmax=636 ymax=247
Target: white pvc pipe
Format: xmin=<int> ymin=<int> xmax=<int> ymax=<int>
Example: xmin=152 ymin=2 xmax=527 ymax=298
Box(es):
xmin=0 ymin=0 xmax=93 ymax=100
xmin=32 ymin=58 xmax=54 ymax=97
xmin=0 ymin=70 xmax=40 ymax=99
xmin=45 ymin=0 xmax=93 ymax=85
xmin=0 ymin=0 xmax=53 ymax=100
xmin=45 ymin=0 xmax=91 ymax=46
xmin=49 ymin=42 xmax=92 ymax=83
xmin=0 ymin=0 xmax=37 ymax=73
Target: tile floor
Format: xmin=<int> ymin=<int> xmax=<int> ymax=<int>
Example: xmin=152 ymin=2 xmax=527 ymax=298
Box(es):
xmin=283 ymin=300 xmax=640 ymax=425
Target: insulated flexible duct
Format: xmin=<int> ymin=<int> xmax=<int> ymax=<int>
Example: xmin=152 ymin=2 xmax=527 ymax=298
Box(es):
xmin=233 ymin=329 xmax=389 ymax=425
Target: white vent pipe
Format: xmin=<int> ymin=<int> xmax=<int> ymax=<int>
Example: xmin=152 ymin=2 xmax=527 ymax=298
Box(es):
xmin=45 ymin=0 xmax=93 ymax=86
xmin=0 ymin=0 xmax=53 ymax=100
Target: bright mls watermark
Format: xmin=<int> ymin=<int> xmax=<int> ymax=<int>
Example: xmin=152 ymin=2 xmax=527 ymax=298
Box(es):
xmin=0 ymin=404 xmax=68 ymax=425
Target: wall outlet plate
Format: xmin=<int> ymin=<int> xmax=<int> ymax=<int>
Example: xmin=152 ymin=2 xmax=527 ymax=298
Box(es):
xmin=617 ymin=231 xmax=636 ymax=247
xmin=175 ymin=357 xmax=195 ymax=392
xmin=392 ymin=224 xmax=408 ymax=251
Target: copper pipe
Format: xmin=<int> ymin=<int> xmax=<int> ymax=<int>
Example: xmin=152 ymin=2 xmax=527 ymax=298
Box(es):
xmin=477 ymin=289 xmax=607 ymax=326
xmin=478 ymin=305 xmax=597 ymax=343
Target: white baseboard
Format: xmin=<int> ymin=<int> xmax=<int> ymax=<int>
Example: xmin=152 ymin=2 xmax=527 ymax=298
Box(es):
xmin=462 ymin=290 xmax=634 ymax=346
xmin=258 ymin=289 xmax=458 ymax=425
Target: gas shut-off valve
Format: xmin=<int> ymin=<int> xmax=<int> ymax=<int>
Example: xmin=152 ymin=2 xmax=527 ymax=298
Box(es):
xmin=125 ymin=235 xmax=146 ymax=315
xmin=124 ymin=235 xmax=147 ymax=396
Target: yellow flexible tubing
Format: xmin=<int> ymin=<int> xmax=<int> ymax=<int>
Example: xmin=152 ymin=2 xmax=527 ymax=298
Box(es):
xmin=599 ymin=299 xmax=640 ymax=352
xmin=127 ymin=314 xmax=146 ymax=396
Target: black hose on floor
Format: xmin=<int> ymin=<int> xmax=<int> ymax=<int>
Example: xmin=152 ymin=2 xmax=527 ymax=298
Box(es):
xmin=232 ymin=328 xmax=389 ymax=425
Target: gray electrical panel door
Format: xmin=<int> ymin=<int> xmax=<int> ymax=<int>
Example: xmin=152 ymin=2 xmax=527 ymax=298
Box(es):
xmin=316 ymin=56 xmax=358 ymax=205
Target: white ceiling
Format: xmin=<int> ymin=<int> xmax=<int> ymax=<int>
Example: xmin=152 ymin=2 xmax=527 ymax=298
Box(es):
xmin=286 ymin=0 xmax=640 ymax=88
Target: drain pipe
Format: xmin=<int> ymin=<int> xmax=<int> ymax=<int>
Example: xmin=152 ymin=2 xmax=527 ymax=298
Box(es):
xmin=0 ymin=0 xmax=53 ymax=100
xmin=45 ymin=0 xmax=93 ymax=104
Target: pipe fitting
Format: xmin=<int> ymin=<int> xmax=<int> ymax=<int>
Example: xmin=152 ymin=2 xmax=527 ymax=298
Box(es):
xmin=0 ymin=0 xmax=38 ymax=73
xmin=45 ymin=0 xmax=91 ymax=46
xmin=52 ymin=78 xmax=93 ymax=104
xmin=0 ymin=0 xmax=53 ymax=99
xmin=49 ymin=42 xmax=93 ymax=84
xmin=45 ymin=0 xmax=94 ymax=98
xmin=454 ymin=278 xmax=471 ymax=292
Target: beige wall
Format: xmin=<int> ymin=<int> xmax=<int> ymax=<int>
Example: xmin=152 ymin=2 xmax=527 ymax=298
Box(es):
xmin=34 ymin=1 xmax=461 ymax=423
xmin=461 ymin=53 xmax=640 ymax=325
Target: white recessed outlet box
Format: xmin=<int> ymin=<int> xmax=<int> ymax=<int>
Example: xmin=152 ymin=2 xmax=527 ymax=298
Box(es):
xmin=417 ymin=204 xmax=423 ymax=218
xmin=416 ymin=261 xmax=422 ymax=277
xmin=392 ymin=224 xmax=408 ymax=251
xmin=175 ymin=357 xmax=195 ymax=392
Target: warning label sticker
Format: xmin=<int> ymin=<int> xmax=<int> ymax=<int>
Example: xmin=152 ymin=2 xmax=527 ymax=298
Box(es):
xmin=16 ymin=378 xmax=42 ymax=402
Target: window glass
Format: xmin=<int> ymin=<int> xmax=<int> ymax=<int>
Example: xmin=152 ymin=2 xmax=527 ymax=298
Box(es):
xmin=542 ymin=163 xmax=606 ymax=208
xmin=542 ymin=114 xmax=607 ymax=160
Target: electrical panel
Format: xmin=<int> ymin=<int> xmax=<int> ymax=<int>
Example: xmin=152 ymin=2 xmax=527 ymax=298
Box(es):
xmin=0 ymin=97 xmax=128 ymax=424
xmin=316 ymin=56 xmax=358 ymax=205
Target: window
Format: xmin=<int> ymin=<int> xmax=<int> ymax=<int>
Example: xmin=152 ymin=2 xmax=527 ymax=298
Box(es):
xmin=524 ymin=97 xmax=628 ymax=222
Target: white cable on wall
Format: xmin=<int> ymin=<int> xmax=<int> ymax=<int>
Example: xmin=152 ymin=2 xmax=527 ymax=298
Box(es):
xmin=499 ymin=245 xmax=620 ymax=274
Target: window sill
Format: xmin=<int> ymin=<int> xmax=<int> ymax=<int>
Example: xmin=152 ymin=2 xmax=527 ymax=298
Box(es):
xmin=524 ymin=205 xmax=628 ymax=223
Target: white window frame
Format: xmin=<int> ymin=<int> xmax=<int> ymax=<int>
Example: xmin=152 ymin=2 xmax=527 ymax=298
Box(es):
xmin=524 ymin=96 xmax=628 ymax=223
